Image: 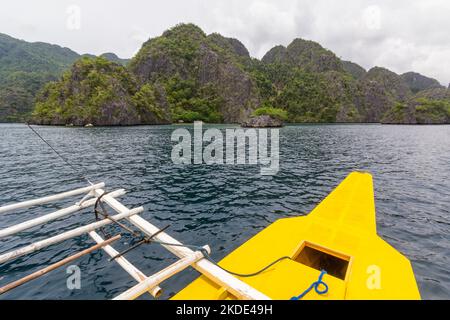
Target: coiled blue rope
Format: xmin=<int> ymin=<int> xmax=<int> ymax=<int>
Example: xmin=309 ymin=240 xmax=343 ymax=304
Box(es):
xmin=291 ymin=270 xmax=328 ymax=300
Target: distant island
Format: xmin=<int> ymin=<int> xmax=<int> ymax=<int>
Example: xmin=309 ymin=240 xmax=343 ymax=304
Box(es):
xmin=1 ymin=23 xmax=449 ymax=126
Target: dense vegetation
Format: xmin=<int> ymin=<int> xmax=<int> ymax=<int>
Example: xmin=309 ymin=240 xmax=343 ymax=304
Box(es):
xmin=415 ymin=98 xmax=450 ymax=123
xmin=382 ymin=89 xmax=450 ymax=124
xmin=164 ymin=77 xmax=224 ymax=123
xmin=0 ymin=33 xmax=81 ymax=122
xmin=0 ymin=33 xmax=132 ymax=122
xmin=32 ymin=57 xmax=169 ymax=125
xmin=252 ymin=105 xmax=288 ymax=121
xmin=251 ymin=43 xmax=362 ymax=123
xmin=1 ymin=24 xmax=449 ymax=125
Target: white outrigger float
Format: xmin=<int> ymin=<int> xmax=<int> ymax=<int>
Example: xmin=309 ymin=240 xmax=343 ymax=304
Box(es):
xmin=0 ymin=182 xmax=269 ymax=300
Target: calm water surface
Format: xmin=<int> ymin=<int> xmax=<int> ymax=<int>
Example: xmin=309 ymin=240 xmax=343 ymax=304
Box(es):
xmin=0 ymin=123 xmax=449 ymax=299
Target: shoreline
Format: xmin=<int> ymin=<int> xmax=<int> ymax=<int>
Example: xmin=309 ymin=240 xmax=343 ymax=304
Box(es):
xmin=1 ymin=122 xmax=450 ymax=127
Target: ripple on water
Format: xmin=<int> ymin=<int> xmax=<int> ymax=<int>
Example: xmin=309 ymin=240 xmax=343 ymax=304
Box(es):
xmin=0 ymin=123 xmax=449 ymax=299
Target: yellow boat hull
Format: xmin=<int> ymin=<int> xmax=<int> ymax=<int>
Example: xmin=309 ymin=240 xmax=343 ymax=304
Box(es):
xmin=172 ymin=172 xmax=421 ymax=300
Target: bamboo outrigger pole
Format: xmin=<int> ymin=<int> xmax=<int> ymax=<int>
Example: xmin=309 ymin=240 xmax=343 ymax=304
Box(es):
xmin=93 ymin=189 xmax=271 ymax=300
xmin=0 ymin=234 xmax=121 ymax=295
xmin=0 ymin=189 xmax=125 ymax=239
xmin=114 ymin=248 xmax=208 ymax=300
xmin=0 ymin=182 xmax=271 ymax=300
xmin=88 ymin=231 xmax=163 ymax=298
xmin=0 ymin=207 xmax=142 ymax=264
xmin=0 ymin=183 xmax=105 ymax=214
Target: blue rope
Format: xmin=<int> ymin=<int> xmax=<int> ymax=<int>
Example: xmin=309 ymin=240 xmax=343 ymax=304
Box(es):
xmin=291 ymin=270 xmax=329 ymax=300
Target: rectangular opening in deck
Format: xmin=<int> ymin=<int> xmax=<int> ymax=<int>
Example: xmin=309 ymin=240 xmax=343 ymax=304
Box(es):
xmin=294 ymin=242 xmax=350 ymax=280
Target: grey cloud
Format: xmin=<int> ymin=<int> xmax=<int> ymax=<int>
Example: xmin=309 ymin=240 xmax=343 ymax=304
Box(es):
xmin=0 ymin=0 xmax=448 ymax=84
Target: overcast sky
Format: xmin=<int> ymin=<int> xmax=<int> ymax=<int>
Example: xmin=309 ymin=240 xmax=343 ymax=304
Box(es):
xmin=1 ymin=0 xmax=449 ymax=85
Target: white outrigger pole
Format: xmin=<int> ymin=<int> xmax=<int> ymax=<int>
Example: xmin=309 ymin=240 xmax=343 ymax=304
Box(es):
xmin=0 ymin=183 xmax=270 ymax=300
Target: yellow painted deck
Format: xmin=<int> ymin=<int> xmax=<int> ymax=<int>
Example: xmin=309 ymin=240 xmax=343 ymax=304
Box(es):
xmin=172 ymin=172 xmax=421 ymax=300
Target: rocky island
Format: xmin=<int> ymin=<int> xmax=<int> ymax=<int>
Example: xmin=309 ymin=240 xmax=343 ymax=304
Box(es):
xmin=0 ymin=24 xmax=449 ymax=126
xmin=241 ymin=115 xmax=283 ymax=128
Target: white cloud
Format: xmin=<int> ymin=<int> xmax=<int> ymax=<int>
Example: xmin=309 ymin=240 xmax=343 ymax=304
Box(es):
xmin=0 ymin=0 xmax=448 ymax=85
xmin=362 ymin=5 xmax=382 ymax=31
